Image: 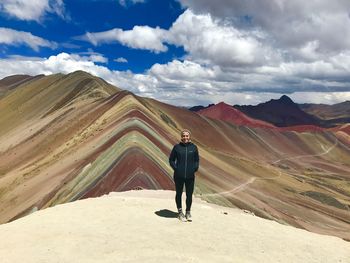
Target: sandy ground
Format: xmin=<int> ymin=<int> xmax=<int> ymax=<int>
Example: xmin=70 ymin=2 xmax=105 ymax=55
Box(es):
xmin=0 ymin=190 xmax=349 ymax=263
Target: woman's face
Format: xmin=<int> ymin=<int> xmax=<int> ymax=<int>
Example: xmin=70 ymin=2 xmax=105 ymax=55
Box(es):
xmin=181 ymin=132 xmax=190 ymax=143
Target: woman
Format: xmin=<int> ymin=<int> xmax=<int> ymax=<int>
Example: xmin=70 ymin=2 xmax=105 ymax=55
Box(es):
xmin=169 ymin=129 xmax=199 ymax=222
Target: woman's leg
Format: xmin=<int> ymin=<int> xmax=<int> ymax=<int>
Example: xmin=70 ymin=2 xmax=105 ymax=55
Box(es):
xmin=174 ymin=176 xmax=185 ymax=211
xmin=185 ymin=177 xmax=195 ymax=212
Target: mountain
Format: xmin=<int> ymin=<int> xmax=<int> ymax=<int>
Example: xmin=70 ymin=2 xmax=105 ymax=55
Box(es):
xmin=234 ymin=95 xmax=328 ymax=127
xmin=195 ymin=102 xmax=326 ymax=132
xmin=0 ymin=74 xmax=44 ymax=98
xmin=197 ymin=102 xmax=276 ymax=128
xmin=188 ymin=103 xmax=214 ymax=112
xmin=0 ymin=72 xmax=350 ymax=241
xmin=0 ymin=190 xmax=349 ymax=263
xmin=299 ymin=101 xmax=350 ymax=125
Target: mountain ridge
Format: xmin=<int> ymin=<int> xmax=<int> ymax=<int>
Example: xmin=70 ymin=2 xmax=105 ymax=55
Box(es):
xmin=233 ymin=95 xmax=326 ymax=127
xmin=197 ymin=101 xmax=276 ymax=128
xmin=190 ymin=95 xmax=350 ymax=128
xmin=300 ymin=101 xmax=350 ymax=125
xmin=0 ymin=71 xmax=350 ymax=241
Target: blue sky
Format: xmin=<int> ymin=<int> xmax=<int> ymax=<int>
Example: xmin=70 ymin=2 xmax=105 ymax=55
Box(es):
xmin=0 ymin=0 xmax=185 ymax=72
xmin=1 ymin=0 xmax=350 ymax=106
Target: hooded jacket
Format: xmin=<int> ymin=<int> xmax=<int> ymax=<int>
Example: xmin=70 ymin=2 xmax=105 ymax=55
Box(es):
xmin=169 ymin=142 xmax=199 ymax=179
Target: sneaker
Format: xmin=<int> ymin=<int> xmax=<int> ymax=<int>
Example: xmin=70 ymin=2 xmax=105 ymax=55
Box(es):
xmin=178 ymin=212 xmax=187 ymax=222
xmin=185 ymin=211 xmax=192 ymax=222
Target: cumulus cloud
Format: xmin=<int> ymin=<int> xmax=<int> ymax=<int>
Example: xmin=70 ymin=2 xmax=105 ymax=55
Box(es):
xmin=1 ymin=52 xmax=350 ymax=106
xmin=258 ymin=52 xmax=350 ymax=85
xmin=0 ymin=0 xmax=66 ymax=22
xmin=177 ymin=0 xmax=350 ymax=59
xmin=150 ymin=60 xmax=218 ymax=81
xmin=78 ymin=9 xmax=277 ymax=66
xmin=0 ymin=53 xmax=112 ymax=78
xmin=79 ymin=26 xmax=168 ymax=53
xmin=146 ymin=58 xmax=350 ymax=103
xmin=149 ymin=5 xmax=350 ymax=99
xmin=0 ymin=53 xmax=156 ymax=95
xmin=167 ymin=10 xmax=279 ymax=68
xmin=0 ymin=27 xmax=57 ymax=51
xmin=114 ymin=57 xmax=128 ymax=63
xmin=148 ymin=55 xmax=350 ymax=100
xmin=77 ymin=50 xmax=109 ymax=63
xmin=3 ymin=1 xmax=350 ymax=106
xmin=290 ymin=92 xmax=350 ymax=105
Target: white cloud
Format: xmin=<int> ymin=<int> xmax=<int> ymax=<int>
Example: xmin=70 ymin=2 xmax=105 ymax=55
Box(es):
xmin=118 ymin=0 xmax=146 ymax=7
xmin=258 ymin=51 xmax=350 ymax=84
xmin=77 ymin=50 xmax=109 ymax=64
xmin=80 ymin=26 xmax=168 ymax=53
xmin=0 ymin=53 xmax=110 ymax=78
xmin=0 ymin=53 xmax=156 ymax=95
xmin=0 ymin=0 xmax=66 ymax=22
xmin=1 ymin=52 xmax=350 ymax=106
xmin=148 ymin=54 xmax=350 ymax=99
xmin=178 ymin=0 xmax=350 ymax=58
xmin=167 ymin=10 xmax=278 ymax=68
xmin=290 ymin=92 xmax=350 ymax=105
xmin=78 ymin=9 xmax=279 ymax=67
xmin=150 ymin=60 xmax=218 ymax=81
xmin=86 ymin=54 xmax=108 ymax=64
xmin=2 ymin=1 xmax=348 ymax=105
xmin=114 ymin=57 xmax=128 ymax=63
xmin=156 ymin=7 xmax=350 ymax=96
xmin=0 ymin=27 xmax=57 ymax=51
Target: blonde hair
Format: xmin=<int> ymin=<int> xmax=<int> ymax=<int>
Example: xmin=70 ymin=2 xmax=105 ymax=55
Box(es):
xmin=181 ymin=129 xmax=191 ymax=136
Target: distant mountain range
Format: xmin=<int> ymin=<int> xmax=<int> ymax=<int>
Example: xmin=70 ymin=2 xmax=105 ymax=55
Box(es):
xmin=197 ymin=102 xmax=276 ymax=129
xmin=0 ymin=72 xmax=350 ymax=241
xmin=300 ymin=101 xmax=350 ymax=125
xmin=190 ymin=95 xmax=350 ymax=128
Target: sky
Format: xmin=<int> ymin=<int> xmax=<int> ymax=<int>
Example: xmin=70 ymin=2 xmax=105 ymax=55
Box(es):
xmin=1 ymin=0 xmax=350 ymax=106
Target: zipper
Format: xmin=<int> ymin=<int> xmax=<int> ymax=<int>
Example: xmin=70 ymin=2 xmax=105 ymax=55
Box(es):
xmin=185 ymin=145 xmax=188 ymax=178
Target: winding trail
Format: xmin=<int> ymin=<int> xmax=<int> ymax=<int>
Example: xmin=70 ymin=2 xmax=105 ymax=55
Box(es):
xmin=273 ymin=137 xmax=338 ymax=164
xmin=200 ymin=136 xmax=340 ymax=198
xmin=203 ymin=177 xmax=256 ymax=197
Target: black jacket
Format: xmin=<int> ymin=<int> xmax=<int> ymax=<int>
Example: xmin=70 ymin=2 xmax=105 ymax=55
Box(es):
xmin=169 ymin=142 xmax=199 ymax=179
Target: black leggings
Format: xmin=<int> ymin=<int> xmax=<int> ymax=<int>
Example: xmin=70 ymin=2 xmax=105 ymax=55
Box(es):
xmin=174 ymin=177 xmax=195 ymax=212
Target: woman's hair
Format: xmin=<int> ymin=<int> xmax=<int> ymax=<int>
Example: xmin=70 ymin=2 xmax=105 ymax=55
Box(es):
xmin=181 ymin=129 xmax=191 ymax=136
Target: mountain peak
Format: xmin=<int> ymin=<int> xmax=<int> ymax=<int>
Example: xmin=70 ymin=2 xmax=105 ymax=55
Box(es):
xmin=197 ymin=101 xmax=276 ymax=128
xmin=68 ymin=70 xmax=94 ymax=78
xmin=234 ymin=94 xmax=322 ymax=127
xmin=216 ymin=101 xmax=232 ymax=108
xmin=278 ymin=95 xmax=294 ymax=104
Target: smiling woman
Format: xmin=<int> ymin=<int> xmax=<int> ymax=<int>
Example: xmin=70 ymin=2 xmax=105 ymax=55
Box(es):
xmin=169 ymin=129 xmax=199 ymax=222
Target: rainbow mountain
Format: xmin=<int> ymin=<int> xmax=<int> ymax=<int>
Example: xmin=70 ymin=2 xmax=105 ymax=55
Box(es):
xmin=0 ymin=71 xmax=349 ymax=241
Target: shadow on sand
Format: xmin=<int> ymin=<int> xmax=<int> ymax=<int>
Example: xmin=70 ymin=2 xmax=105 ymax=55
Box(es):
xmin=155 ymin=209 xmax=178 ymax=218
